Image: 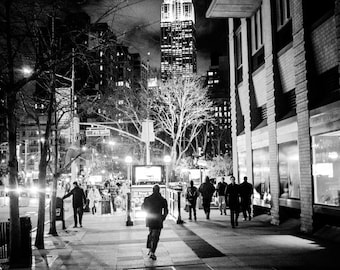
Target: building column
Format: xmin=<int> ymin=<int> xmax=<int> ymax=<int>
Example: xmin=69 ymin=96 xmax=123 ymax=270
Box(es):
xmin=241 ymin=18 xmax=253 ymax=185
xmin=335 ymin=1 xmax=340 ymax=81
xmin=292 ymin=0 xmax=313 ymax=233
xmin=263 ymin=0 xmax=280 ymax=225
xmin=228 ymin=18 xmax=239 ymax=181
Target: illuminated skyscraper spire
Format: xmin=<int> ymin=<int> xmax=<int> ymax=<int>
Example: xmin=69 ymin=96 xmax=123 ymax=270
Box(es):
xmin=160 ymin=0 xmax=197 ymax=81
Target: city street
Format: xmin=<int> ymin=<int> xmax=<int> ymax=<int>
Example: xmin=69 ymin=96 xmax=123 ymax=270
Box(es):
xmin=29 ymin=208 xmax=339 ymax=270
xmin=0 ymin=196 xmax=72 ymax=230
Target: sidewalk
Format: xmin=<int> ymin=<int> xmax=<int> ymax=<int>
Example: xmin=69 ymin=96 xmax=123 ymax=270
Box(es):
xmin=28 ymin=208 xmax=339 ymax=270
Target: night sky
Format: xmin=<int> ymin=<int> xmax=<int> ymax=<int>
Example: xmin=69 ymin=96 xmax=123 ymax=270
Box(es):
xmin=80 ymin=0 xmax=228 ymax=75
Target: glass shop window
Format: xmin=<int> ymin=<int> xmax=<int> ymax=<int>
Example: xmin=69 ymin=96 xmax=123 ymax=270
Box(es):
xmin=312 ymin=132 xmax=340 ymax=207
xmin=279 ymin=141 xmax=300 ymax=199
xmin=253 ymin=147 xmax=271 ymax=208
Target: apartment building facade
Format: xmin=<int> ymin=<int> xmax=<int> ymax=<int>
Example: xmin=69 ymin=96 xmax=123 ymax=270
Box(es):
xmin=207 ymin=0 xmax=340 ymax=232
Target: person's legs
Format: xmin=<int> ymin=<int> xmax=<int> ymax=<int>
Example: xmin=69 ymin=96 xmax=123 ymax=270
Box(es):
xmin=241 ymin=201 xmax=247 ymax=220
xmin=202 ymin=198 xmax=210 ymax=219
xmin=221 ymin=196 xmax=227 ymax=215
xmin=73 ymin=207 xmax=78 ymax=227
xmin=149 ymin=229 xmax=161 ymax=260
xmin=230 ymin=208 xmax=235 ymax=228
xmin=218 ymin=196 xmax=223 ymax=214
xmin=247 ymin=203 xmax=252 ymax=220
xmin=188 ymin=205 xmax=192 ymax=220
xmin=78 ymin=207 xmax=84 ymax=227
xmin=192 ymin=201 xmax=197 ymax=220
xmin=111 ymin=196 xmax=116 ymax=212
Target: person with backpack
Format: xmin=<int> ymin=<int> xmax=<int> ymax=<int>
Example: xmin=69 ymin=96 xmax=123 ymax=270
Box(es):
xmin=186 ymin=180 xmax=199 ymax=221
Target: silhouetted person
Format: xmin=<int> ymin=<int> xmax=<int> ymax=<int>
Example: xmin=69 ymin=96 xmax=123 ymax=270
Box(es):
xmin=63 ymin=181 xmax=86 ymax=228
xmin=216 ymin=177 xmax=227 ymax=215
xmin=239 ymin=176 xmax=253 ymax=221
xmin=142 ymin=185 xmax=168 ymax=260
xmin=199 ymin=176 xmax=215 ymax=219
xmin=186 ymin=180 xmax=199 ymax=221
xmin=225 ymin=176 xmax=240 ymax=228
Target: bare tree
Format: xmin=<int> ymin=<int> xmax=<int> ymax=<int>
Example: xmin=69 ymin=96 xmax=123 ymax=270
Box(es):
xmin=150 ymin=76 xmax=215 ymax=167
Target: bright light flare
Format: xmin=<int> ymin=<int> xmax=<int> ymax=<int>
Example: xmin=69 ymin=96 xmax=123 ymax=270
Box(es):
xmin=30 ymin=186 xmax=38 ymax=194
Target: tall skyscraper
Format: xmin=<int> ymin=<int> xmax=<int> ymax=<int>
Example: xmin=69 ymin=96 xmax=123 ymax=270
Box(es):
xmin=160 ymin=0 xmax=197 ymax=81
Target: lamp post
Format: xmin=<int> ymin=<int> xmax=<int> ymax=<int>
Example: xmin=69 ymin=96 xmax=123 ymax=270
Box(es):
xmin=125 ymin=156 xmax=133 ymax=226
xmin=163 ymin=155 xmax=171 ymax=197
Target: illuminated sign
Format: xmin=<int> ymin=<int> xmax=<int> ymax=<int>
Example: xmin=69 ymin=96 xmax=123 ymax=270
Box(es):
xmin=134 ymin=166 xmax=163 ymax=184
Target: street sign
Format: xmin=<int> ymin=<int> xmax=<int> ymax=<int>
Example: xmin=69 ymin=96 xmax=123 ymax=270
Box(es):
xmin=85 ymin=129 xmax=110 ymax=137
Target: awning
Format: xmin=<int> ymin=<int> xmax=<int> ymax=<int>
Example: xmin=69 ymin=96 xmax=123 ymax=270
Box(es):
xmin=206 ymin=0 xmax=262 ymax=18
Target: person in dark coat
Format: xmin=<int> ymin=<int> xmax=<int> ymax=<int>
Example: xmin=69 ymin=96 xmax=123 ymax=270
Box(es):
xmin=198 ymin=176 xmax=215 ymax=219
xmin=239 ymin=176 xmax=253 ymax=221
xmin=225 ymin=175 xmax=240 ymax=228
xmin=186 ymin=180 xmax=199 ymax=221
xmin=62 ymin=181 xmax=86 ymax=228
xmin=142 ymin=185 xmax=168 ymax=260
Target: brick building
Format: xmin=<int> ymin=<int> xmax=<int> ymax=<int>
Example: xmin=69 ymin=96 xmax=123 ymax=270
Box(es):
xmin=207 ymin=0 xmax=340 ymax=232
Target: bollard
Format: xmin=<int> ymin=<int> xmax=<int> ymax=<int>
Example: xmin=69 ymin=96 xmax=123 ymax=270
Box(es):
xmin=126 ymin=192 xmax=133 ymax=226
xmin=176 ymin=191 xmax=184 ymax=224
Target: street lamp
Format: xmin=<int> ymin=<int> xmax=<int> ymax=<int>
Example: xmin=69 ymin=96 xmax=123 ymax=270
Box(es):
xmin=125 ymin=156 xmax=133 ymax=226
xmin=163 ymin=155 xmax=171 ymax=188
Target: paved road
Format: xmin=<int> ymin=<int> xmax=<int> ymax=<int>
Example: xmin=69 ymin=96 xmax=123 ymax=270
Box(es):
xmin=0 ymin=197 xmax=73 ymax=230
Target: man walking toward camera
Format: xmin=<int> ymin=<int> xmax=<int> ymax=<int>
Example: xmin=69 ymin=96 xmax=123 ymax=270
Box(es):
xmin=216 ymin=177 xmax=227 ymax=215
xmin=62 ymin=181 xmax=86 ymax=228
xmin=142 ymin=185 xmax=168 ymax=260
xmin=225 ymin=175 xmax=240 ymax=228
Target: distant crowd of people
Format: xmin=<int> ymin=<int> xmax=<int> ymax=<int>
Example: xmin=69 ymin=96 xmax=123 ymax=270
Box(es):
xmin=61 ymin=179 xmax=123 ymax=228
xmin=186 ymin=175 xmax=254 ymax=228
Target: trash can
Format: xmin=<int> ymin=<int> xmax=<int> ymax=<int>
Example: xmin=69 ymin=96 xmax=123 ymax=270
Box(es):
xmin=19 ymin=216 xmax=32 ymax=268
xmin=56 ymin=197 xmax=66 ymax=229
xmin=101 ymin=200 xmax=111 ymax=214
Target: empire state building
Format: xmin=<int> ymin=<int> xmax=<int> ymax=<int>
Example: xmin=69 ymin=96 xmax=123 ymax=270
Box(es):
xmin=160 ymin=0 xmax=197 ymax=81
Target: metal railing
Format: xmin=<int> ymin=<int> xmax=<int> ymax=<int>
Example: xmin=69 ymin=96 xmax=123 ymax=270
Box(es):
xmin=0 ymin=221 xmax=9 ymax=263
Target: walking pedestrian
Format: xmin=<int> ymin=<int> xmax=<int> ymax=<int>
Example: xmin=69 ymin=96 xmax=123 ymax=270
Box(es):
xmin=198 ymin=176 xmax=215 ymax=219
xmin=225 ymin=175 xmax=240 ymax=228
xmin=142 ymin=185 xmax=168 ymax=260
xmin=186 ymin=180 xmax=199 ymax=221
xmin=62 ymin=181 xmax=87 ymax=228
xmin=240 ymin=176 xmax=253 ymax=221
xmin=109 ymin=181 xmax=119 ymax=213
xmin=216 ymin=177 xmax=227 ymax=215
xmin=87 ymin=186 xmax=102 ymax=215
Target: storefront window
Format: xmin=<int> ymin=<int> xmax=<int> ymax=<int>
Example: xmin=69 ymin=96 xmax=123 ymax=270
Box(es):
xmin=312 ymin=132 xmax=340 ymax=206
xmin=253 ymin=147 xmax=271 ymax=207
xmin=279 ymin=141 xmax=300 ymax=199
xmin=238 ymin=151 xmax=247 ymax=182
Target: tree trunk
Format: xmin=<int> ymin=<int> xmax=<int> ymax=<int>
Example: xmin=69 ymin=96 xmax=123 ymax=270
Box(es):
xmin=48 ymin=174 xmax=58 ymax=235
xmin=5 ymin=1 xmax=22 ymax=266
xmin=7 ymin=88 xmax=22 ymax=267
xmin=34 ymin=146 xmax=48 ymax=249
